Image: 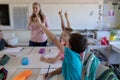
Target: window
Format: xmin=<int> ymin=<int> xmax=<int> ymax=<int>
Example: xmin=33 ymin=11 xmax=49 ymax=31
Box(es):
xmin=0 ymin=4 xmax=10 ymax=26
xmin=11 ymin=5 xmax=28 ymax=30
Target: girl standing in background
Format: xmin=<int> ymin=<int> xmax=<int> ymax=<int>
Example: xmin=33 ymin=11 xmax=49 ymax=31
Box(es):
xmin=28 ymin=2 xmax=50 ymax=46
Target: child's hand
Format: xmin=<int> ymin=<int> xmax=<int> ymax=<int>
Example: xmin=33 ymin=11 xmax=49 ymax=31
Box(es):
xmin=64 ymin=11 xmax=68 ymax=19
xmin=40 ymin=56 xmax=45 ymax=61
xmin=37 ymin=17 xmax=41 ymax=24
xmin=58 ymin=9 xmax=62 ymax=15
xmin=43 ymin=73 xmax=52 ymax=80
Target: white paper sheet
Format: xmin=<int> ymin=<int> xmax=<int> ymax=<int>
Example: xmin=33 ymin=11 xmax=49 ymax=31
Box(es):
xmin=40 ymin=69 xmax=56 ymax=75
xmin=37 ymin=74 xmax=58 ymax=80
xmin=3 ymin=47 xmax=24 ymax=53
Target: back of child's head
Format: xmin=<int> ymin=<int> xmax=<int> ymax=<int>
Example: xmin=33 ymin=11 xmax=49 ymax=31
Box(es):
xmin=69 ymin=33 xmax=88 ymax=54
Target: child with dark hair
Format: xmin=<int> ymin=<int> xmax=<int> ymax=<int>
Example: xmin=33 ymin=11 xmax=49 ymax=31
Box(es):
xmin=37 ymin=12 xmax=118 ymax=79
xmin=37 ymin=16 xmax=88 ymax=80
xmin=0 ymin=30 xmax=15 ymax=51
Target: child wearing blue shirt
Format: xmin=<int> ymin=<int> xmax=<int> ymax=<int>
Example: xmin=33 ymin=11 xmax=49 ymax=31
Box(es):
xmin=37 ymin=17 xmax=88 ymax=80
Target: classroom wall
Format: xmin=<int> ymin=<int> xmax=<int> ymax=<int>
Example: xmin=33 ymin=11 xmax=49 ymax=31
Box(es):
xmin=0 ymin=0 xmax=100 ymax=30
xmin=2 ymin=30 xmax=66 ymax=45
xmin=0 ymin=0 xmax=98 ymax=42
xmin=0 ymin=0 xmax=98 ymax=4
xmin=103 ymin=2 xmax=120 ymax=29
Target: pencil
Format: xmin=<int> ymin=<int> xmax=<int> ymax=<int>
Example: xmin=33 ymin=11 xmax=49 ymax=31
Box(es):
xmin=45 ymin=65 xmax=51 ymax=78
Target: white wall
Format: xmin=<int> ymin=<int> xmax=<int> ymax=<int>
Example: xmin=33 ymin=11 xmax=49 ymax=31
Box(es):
xmin=41 ymin=4 xmax=99 ymax=30
xmin=103 ymin=3 xmax=120 ymax=28
xmin=2 ymin=30 xmax=66 ymax=45
xmin=2 ymin=30 xmax=31 ymax=45
xmin=0 ymin=0 xmax=98 ymax=4
xmin=1 ymin=3 xmax=100 ymax=30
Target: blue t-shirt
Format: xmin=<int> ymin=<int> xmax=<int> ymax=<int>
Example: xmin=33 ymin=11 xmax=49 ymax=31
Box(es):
xmin=62 ymin=47 xmax=83 ymax=80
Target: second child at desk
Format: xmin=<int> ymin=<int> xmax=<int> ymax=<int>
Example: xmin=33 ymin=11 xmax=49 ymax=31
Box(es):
xmin=40 ymin=10 xmax=73 ymax=63
xmin=37 ymin=12 xmax=87 ymax=80
xmin=0 ymin=30 xmax=15 ymax=51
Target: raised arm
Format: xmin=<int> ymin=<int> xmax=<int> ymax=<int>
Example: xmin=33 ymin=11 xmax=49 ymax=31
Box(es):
xmin=58 ymin=10 xmax=65 ymax=30
xmin=65 ymin=12 xmax=71 ymax=28
xmin=38 ymin=22 xmax=64 ymax=53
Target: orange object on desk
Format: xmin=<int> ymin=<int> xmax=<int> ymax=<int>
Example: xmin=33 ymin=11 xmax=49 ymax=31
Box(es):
xmin=13 ymin=70 xmax=32 ymax=80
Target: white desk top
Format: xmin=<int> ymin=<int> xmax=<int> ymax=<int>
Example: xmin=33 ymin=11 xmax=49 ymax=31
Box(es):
xmin=0 ymin=47 xmax=63 ymax=80
xmin=0 ymin=67 xmax=17 ymax=80
xmin=110 ymin=44 xmax=120 ymax=54
xmin=19 ymin=47 xmax=62 ymax=69
xmin=1 ymin=45 xmax=111 ymax=80
xmin=20 ymin=47 xmax=34 ymax=55
xmin=10 ymin=68 xmax=40 ymax=80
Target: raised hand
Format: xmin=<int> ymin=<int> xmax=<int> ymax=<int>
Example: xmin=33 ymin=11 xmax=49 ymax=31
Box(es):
xmin=58 ymin=9 xmax=62 ymax=16
xmin=64 ymin=11 xmax=68 ymax=19
xmin=40 ymin=56 xmax=45 ymax=61
xmin=36 ymin=16 xmax=41 ymax=24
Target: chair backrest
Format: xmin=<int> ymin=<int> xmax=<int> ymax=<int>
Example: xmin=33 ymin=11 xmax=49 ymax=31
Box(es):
xmin=83 ymin=53 xmax=100 ymax=80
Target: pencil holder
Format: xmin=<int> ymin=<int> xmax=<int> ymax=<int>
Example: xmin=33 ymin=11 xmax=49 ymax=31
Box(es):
xmin=21 ymin=57 xmax=29 ymax=65
xmin=0 ymin=55 xmax=10 ymax=66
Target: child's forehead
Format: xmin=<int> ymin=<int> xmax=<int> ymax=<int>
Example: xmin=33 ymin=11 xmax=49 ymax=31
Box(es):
xmin=61 ymin=32 xmax=68 ymax=35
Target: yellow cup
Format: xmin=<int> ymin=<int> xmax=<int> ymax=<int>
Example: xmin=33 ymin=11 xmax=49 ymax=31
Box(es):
xmin=109 ymin=36 xmax=116 ymax=41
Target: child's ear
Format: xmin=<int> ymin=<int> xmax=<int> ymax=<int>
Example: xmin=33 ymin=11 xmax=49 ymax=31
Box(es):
xmin=66 ymin=41 xmax=71 ymax=48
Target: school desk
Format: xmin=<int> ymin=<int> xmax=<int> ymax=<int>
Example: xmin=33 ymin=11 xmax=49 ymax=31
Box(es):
xmin=109 ymin=42 xmax=120 ymax=65
xmin=0 ymin=44 xmax=111 ymax=80
xmin=110 ymin=44 xmax=120 ymax=54
xmin=0 ymin=47 xmax=63 ymax=80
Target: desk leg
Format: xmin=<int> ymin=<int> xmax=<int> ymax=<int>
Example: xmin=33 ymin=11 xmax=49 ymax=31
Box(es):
xmin=106 ymin=45 xmax=111 ymax=66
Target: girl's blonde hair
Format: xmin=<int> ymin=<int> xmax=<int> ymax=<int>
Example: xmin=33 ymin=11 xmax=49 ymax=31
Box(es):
xmin=31 ymin=2 xmax=45 ymax=22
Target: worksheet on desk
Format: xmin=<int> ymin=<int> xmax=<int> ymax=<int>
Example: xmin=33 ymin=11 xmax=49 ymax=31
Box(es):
xmin=37 ymin=75 xmax=58 ymax=80
xmin=2 ymin=47 xmax=23 ymax=53
xmin=40 ymin=69 xmax=57 ymax=75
